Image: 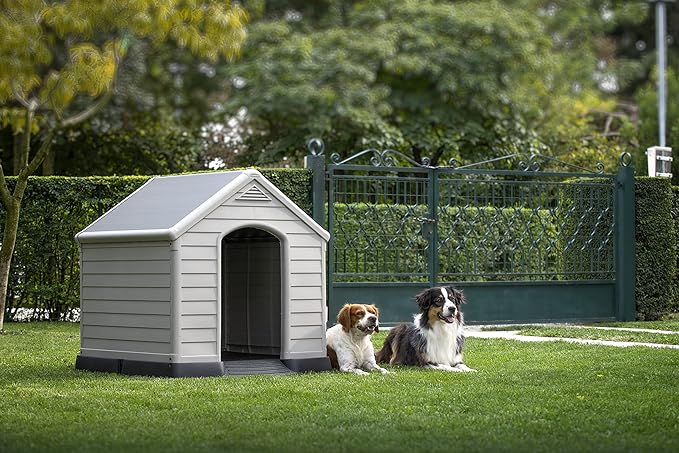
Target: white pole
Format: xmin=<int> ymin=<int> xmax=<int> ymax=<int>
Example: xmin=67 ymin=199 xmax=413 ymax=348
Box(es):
xmin=655 ymin=1 xmax=667 ymax=147
xmin=647 ymin=1 xmax=674 ymax=177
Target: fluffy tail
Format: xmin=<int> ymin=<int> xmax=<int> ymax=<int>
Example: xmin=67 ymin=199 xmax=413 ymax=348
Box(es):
xmin=374 ymin=331 xmax=395 ymax=363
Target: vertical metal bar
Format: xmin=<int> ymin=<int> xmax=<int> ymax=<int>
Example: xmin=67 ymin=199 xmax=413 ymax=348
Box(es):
xmin=304 ymin=142 xmax=327 ymax=227
xmin=589 ymin=181 xmax=595 ymax=273
xmin=429 ymin=167 xmax=438 ymax=286
xmin=615 ymin=163 xmax=636 ymax=321
xmin=327 ymin=167 xmax=336 ymax=327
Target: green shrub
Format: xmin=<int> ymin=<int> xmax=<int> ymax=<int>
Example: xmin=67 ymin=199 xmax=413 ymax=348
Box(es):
xmin=1 ymin=170 xmax=311 ymax=320
xmin=634 ymin=177 xmax=677 ymax=320
xmin=672 ymin=186 xmax=679 ymax=313
xmin=437 ymin=206 xmax=558 ymax=281
xmin=258 ymin=168 xmax=312 ymax=214
xmin=51 ymin=116 xmax=203 ymax=176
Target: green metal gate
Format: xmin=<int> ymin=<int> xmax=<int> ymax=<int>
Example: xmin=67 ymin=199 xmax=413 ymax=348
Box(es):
xmin=306 ymin=139 xmax=635 ymax=326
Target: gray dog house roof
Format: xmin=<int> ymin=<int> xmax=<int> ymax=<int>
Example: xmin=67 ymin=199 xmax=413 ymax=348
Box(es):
xmin=76 ymin=169 xmax=329 ymax=243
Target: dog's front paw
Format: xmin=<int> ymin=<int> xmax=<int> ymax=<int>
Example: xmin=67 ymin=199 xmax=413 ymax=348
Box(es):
xmin=454 ymin=363 xmax=476 ymax=372
xmin=377 ymin=367 xmax=390 ymax=375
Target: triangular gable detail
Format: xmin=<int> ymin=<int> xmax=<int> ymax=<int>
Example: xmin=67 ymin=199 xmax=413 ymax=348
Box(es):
xmin=237 ymin=184 xmax=271 ymax=202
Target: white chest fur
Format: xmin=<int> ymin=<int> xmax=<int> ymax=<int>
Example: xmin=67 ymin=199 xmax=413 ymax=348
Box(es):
xmin=326 ymin=324 xmax=373 ymax=366
xmin=419 ymin=318 xmax=461 ymax=366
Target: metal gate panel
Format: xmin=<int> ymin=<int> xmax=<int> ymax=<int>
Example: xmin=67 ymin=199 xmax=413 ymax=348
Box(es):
xmin=329 ymin=169 xmax=431 ymax=283
xmin=306 ymin=142 xmax=635 ymax=325
xmin=435 ymin=171 xmax=615 ymax=282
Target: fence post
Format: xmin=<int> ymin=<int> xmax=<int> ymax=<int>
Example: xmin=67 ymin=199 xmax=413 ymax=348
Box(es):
xmin=615 ymin=153 xmax=636 ymax=321
xmin=305 ymin=138 xmax=326 ymax=227
xmin=428 ymin=167 xmax=438 ymax=287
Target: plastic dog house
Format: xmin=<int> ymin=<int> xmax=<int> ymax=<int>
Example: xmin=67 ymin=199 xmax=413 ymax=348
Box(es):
xmin=75 ymin=169 xmax=331 ymax=376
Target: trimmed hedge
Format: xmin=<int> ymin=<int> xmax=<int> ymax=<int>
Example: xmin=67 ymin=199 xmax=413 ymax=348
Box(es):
xmin=437 ymin=205 xmax=558 ymax=281
xmin=672 ymin=186 xmax=679 ymax=313
xmin=0 ymin=169 xmax=311 ymax=321
xmin=634 ymin=177 xmax=678 ymax=320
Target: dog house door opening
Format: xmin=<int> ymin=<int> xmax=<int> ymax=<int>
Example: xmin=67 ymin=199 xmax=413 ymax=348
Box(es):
xmin=222 ymin=228 xmax=281 ymax=359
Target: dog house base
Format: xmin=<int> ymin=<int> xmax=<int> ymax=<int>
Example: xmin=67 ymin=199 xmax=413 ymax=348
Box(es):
xmin=75 ymin=355 xmax=226 ymax=377
xmin=76 ymin=355 xmax=332 ymax=377
xmin=281 ymin=357 xmax=332 ymax=372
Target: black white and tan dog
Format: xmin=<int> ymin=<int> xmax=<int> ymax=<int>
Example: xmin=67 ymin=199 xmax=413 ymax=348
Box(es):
xmin=326 ymin=304 xmax=389 ymax=375
xmin=375 ymin=286 xmax=475 ymax=372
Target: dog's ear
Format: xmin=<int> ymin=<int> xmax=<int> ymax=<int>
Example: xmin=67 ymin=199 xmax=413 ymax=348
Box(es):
xmin=337 ymin=304 xmax=353 ymax=332
xmin=415 ymin=289 xmax=433 ymax=310
xmin=450 ymin=287 xmax=466 ymax=305
xmin=367 ymin=304 xmax=379 ymax=332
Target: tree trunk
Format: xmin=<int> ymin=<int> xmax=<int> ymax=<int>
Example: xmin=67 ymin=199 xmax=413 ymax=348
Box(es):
xmin=0 ymin=88 xmax=113 ymax=330
xmin=0 ymin=198 xmax=20 ymax=332
xmin=41 ymin=147 xmax=56 ymax=175
xmin=12 ymin=134 xmax=24 ymax=176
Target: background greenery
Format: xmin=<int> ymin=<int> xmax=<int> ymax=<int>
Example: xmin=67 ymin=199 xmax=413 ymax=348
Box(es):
xmin=1 ymin=322 xmax=678 ymax=453
xmin=634 ymin=177 xmax=678 ymax=320
xmin=2 ymin=0 xmax=677 ymax=181
xmin=1 ymin=1 xmax=678 ymax=322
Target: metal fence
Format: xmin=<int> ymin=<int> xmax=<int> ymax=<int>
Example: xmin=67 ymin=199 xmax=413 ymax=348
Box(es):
xmin=306 ymin=140 xmax=635 ymax=325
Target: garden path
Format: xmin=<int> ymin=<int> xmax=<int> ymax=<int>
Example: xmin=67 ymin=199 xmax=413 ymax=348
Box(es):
xmin=466 ymin=326 xmax=679 ymax=350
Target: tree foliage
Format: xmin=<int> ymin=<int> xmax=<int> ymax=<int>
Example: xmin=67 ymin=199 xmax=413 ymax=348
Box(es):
xmin=215 ymin=0 xmax=648 ymax=170
xmin=0 ymin=0 xmax=247 ymax=331
xmin=51 ymin=113 xmax=204 ymax=175
xmin=220 ymin=0 xmax=551 ymax=166
xmin=0 ymin=1 xmax=246 ymax=126
xmin=4 ymin=1 xmax=671 ymax=175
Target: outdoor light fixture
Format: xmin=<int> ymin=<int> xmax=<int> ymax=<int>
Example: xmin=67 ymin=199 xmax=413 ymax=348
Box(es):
xmin=646 ymin=0 xmax=675 ymax=178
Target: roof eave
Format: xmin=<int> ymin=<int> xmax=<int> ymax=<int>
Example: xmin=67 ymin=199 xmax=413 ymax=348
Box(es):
xmin=76 ymin=228 xmax=173 ymax=244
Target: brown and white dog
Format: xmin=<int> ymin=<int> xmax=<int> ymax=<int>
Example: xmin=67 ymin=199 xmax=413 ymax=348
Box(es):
xmin=326 ymin=304 xmax=389 ymax=375
xmin=375 ymin=286 xmax=475 ymax=372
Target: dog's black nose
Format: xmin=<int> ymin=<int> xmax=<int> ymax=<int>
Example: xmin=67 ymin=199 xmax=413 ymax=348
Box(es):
xmin=368 ymin=315 xmax=377 ymax=322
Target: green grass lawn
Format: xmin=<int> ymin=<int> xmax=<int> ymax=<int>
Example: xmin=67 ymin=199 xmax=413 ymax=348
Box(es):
xmin=483 ymin=319 xmax=679 ymax=345
xmin=592 ymin=316 xmax=679 ymax=332
xmin=1 ymin=322 xmax=679 ymax=452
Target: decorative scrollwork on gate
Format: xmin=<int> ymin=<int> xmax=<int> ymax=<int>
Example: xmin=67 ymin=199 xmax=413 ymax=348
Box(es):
xmin=518 ymin=154 xmax=541 ymax=172
xmin=307 ymin=138 xmax=325 ymax=156
xmin=518 ymin=154 xmax=606 ymax=174
xmin=309 ymin=137 xmax=611 ymax=174
xmin=619 ymin=151 xmax=632 ymax=167
xmin=329 ymin=147 xmax=432 ymax=168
